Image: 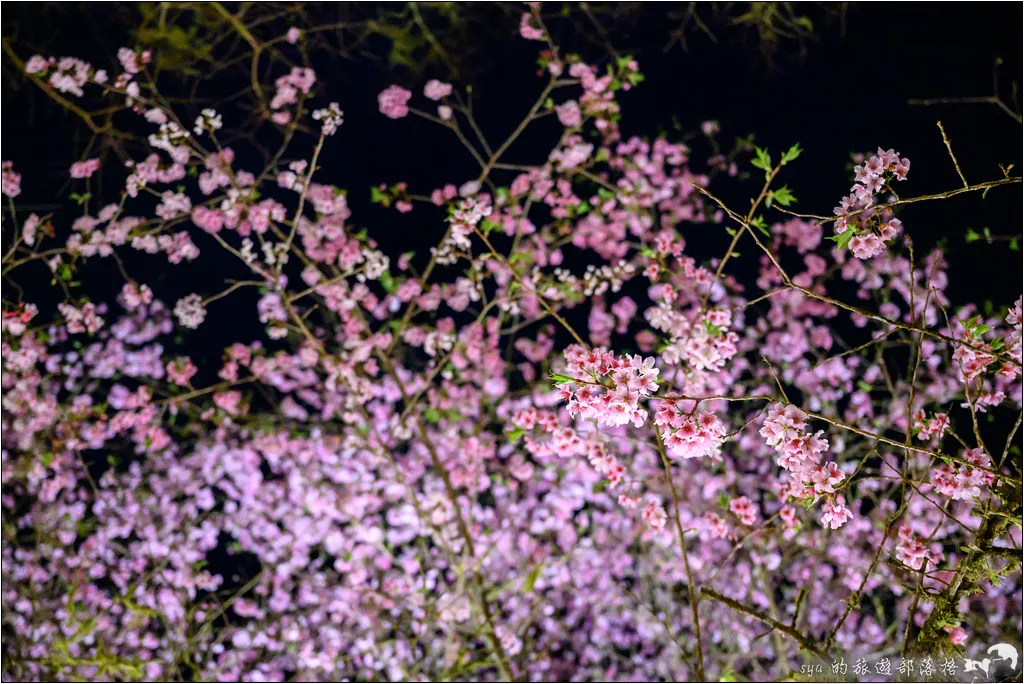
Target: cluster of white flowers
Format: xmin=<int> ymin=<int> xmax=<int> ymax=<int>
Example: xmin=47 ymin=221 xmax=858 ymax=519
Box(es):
xmin=193 ymin=108 xmax=223 ymax=136
xmin=312 ymin=102 xmax=344 ymax=136
xmin=173 ymin=294 xmax=206 ymax=329
xmin=357 ymin=248 xmax=390 ymax=282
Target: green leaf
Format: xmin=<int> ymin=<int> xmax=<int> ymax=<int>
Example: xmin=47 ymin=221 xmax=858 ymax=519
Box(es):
xmin=523 ymin=565 xmax=543 ymax=593
xmin=549 ymin=373 xmax=576 ymax=386
xmin=751 ymin=146 xmax=772 ymax=172
xmin=507 ymin=427 xmax=526 ymax=444
xmin=965 ymin=227 xmax=981 ymax=243
xmin=771 ymin=185 xmax=797 ymax=206
xmin=750 ymin=215 xmax=770 ymax=237
xmin=780 ymin=143 xmax=803 ymax=165
xmin=827 ymin=229 xmax=855 ymax=250
xmin=423 ymin=408 xmax=441 ymax=424
xmin=719 ymin=668 xmax=739 ymax=683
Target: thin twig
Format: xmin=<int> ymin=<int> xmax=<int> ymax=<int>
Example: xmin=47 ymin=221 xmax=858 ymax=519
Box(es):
xmin=936 ymin=121 xmax=968 ymax=188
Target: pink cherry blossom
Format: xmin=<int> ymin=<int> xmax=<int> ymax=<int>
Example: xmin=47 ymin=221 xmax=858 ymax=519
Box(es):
xmin=423 ymin=79 xmax=452 ymax=100
xmin=69 ymin=158 xmax=101 ymax=179
xmin=378 ymin=85 xmax=412 ymax=119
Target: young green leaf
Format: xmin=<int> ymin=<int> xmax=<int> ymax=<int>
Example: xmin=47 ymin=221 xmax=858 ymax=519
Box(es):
xmin=827 ymin=229 xmax=855 ymax=250
xmin=750 ymin=215 xmax=770 ymax=237
xmin=780 ymin=143 xmax=803 ymax=165
xmin=771 ymin=185 xmax=797 ymax=206
xmin=751 ymin=146 xmax=772 ymax=172
xmin=523 ymin=564 xmax=543 ymax=592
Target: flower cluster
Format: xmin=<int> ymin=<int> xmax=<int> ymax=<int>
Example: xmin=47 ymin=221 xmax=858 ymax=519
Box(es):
xmin=57 ymin=301 xmax=105 ymax=334
xmin=560 ymin=346 xmax=660 ymax=428
xmin=951 ymin=316 xmax=1002 ymax=381
xmin=270 ymin=67 xmax=317 ymax=125
xmin=433 ymin=195 xmax=491 ymax=265
xmin=1 ymin=25 xmax=1020 ymax=683
xmin=653 ymin=402 xmax=728 ymax=459
xmin=832 ymin=147 xmax=910 ymax=259
xmin=312 ymin=102 xmax=344 ymax=136
xmin=648 ymin=305 xmax=739 ymax=372
xmin=760 ymin=403 xmax=851 ymax=528
xmin=378 ymin=85 xmax=412 ymax=120
xmin=70 ymin=158 xmax=102 ymax=179
xmin=931 ymin=447 xmax=995 ymax=501
xmin=729 ymin=495 xmax=758 ymax=525
xmin=192 ymin=108 xmax=223 ymax=136
xmin=173 ymin=293 xmax=206 ymax=329
xmin=912 ymin=410 xmax=950 ymax=443
xmin=895 ymin=525 xmax=940 ymax=571
xmin=2 ymin=160 xmax=21 ymax=197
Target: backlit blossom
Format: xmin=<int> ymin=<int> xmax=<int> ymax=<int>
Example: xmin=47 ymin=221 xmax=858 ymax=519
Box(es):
xmin=173 ymin=294 xmax=206 ymax=328
xmin=70 ymin=158 xmax=101 ymax=178
xmin=555 ymin=100 xmax=582 ymax=127
xmin=312 ymin=102 xmax=344 ymax=136
xmin=378 ymin=85 xmax=412 ymax=119
xmin=931 ymin=447 xmax=994 ymax=501
xmin=833 ymin=147 xmax=911 ymax=260
xmin=423 ymin=79 xmax=452 ymax=100
xmin=2 ymin=160 xmax=21 ymax=197
xmin=519 ymin=12 xmax=544 ymax=40
xmin=655 ymin=404 xmax=728 ymax=459
xmin=560 ymin=346 xmax=660 ymax=428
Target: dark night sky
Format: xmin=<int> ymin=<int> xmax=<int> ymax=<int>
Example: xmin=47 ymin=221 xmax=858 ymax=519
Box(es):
xmin=2 ymin=3 xmax=1021 ymax=361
